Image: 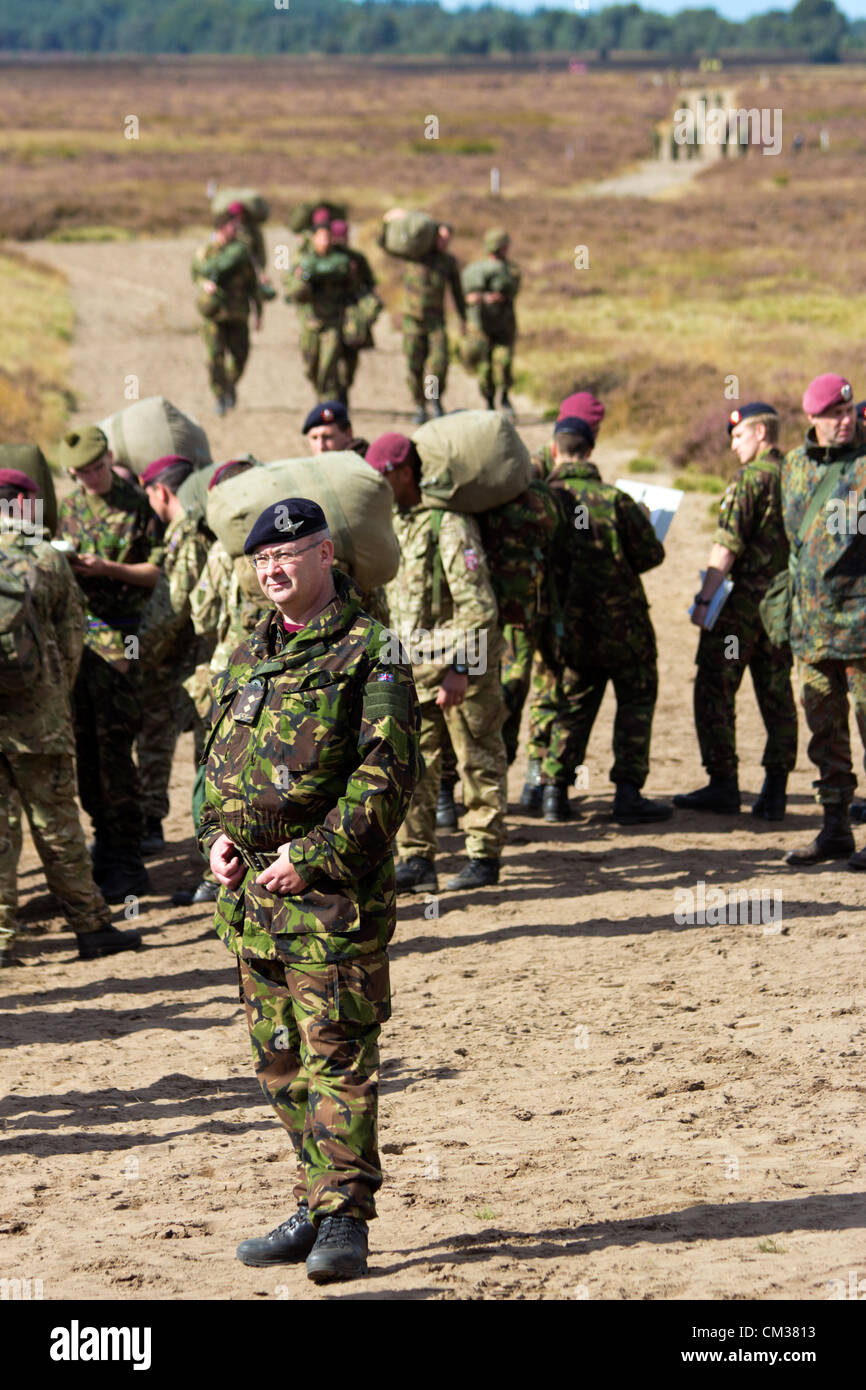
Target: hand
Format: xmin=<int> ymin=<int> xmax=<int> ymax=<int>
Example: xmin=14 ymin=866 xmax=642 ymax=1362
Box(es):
xmin=256 ymin=844 xmax=306 ymax=896
xmin=486 ymin=291 xmax=505 ymax=303
xmin=436 ymin=669 xmax=469 ymax=709
xmin=210 ymin=833 xmax=245 ymax=890
xmin=202 ymin=278 xmax=217 ymax=295
xmin=465 ymin=291 xmax=481 ymax=305
xmin=691 ymin=601 xmax=708 ymax=629
xmin=70 ymin=553 xmax=109 ymax=578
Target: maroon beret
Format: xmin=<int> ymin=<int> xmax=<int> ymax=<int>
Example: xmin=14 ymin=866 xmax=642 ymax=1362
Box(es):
xmin=558 ymin=391 xmax=604 ymax=436
xmin=311 ymin=207 xmax=331 ymax=228
xmin=330 ymin=219 xmax=348 ymax=238
xmin=140 ymin=455 xmax=192 ymax=488
xmin=802 ymin=373 xmax=853 ymax=416
xmin=208 ymin=459 xmax=252 ymax=491
xmin=366 ymin=433 xmax=413 ymax=475
xmin=226 ymin=201 xmax=245 ymax=218
xmin=0 ymin=468 xmax=39 ymax=494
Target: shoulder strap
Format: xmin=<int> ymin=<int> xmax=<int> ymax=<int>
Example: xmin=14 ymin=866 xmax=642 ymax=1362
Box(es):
xmin=794 ymin=459 xmax=847 ymax=553
xmin=429 ymin=508 xmax=445 ymax=618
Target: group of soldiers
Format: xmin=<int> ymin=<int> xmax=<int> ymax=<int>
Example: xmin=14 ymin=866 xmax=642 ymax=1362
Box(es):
xmin=191 ymin=198 xmax=521 ymax=421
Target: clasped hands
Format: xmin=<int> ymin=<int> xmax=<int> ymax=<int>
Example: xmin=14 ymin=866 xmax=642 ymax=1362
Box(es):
xmin=209 ymin=832 xmax=307 ymax=895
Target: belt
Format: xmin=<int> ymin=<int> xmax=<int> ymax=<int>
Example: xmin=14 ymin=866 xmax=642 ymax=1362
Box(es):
xmin=234 ymin=844 xmax=277 ymax=874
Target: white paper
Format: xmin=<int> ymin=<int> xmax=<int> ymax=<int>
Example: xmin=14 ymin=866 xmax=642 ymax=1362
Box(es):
xmin=615 ymin=479 xmax=684 ymax=543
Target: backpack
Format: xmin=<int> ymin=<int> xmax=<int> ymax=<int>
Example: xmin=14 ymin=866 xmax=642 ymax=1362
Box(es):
xmin=0 ymin=553 xmax=42 ymax=697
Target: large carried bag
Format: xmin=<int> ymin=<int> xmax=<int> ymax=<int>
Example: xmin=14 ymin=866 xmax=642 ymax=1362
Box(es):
xmin=212 ymin=187 xmax=270 ymax=223
xmin=176 ymin=456 xmax=260 ymax=527
xmin=289 ymin=199 xmax=348 ymax=234
xmin=0 ymin=553 xmax=41 ymax=696
xmin=0 ymin=443 xmax=57 ymax=534
xmin=342 ymin=293 xmax=382 ymax=351
xmin=206 ymin=452 xmax=400 ymax=591
xmin=99 ymin=397 xmax=212 ymax=474
xmin=759 ymin=459 xmax=846 ymax=647
xmin=382 ymin=208 xmax=438 ymax=262
xmin=413 ymin=410 xmax=531 ymax=513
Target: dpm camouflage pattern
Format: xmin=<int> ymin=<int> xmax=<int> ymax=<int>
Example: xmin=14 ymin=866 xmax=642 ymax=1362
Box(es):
xmin=714 ymin=447 xmax=789 ymax=604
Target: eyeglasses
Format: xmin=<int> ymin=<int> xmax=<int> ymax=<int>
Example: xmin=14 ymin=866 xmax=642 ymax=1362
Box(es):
xmin=249 ymin=538 xmax=323 ymax=571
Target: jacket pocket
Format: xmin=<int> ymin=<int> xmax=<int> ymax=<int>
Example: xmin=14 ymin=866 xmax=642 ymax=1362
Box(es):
xmin=244 ymin=875 xmax=361 ymax=938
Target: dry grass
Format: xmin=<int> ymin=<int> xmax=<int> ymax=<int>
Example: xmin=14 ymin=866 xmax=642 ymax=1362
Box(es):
xmin=0 ymin=249 xmax=73 ymax=456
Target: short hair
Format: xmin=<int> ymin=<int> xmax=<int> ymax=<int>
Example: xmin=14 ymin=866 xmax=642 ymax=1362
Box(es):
xmin=147 ymin=459 xmax=195 ymax=495
xmin=554 ymin=431 xmax=592 ymax=461
xmin=0 ymin=483 xmax=22 ymax=503
xmin=748 ymin=414 xmax=779 ymax=443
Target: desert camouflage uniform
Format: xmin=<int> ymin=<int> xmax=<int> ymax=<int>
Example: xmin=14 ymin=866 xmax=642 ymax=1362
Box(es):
xmin=191 ymin=237 xmax=262 ymax=400
xmin=462 ymin=255 xmax=521 ymax=398
xmin=401 ymin=251 xmax=465 ymax=408
xmin=542 ymin=459 xmax=665 ymax=788
xmin=0 ymin=524 xmax=111 ymax=951
xmin=57 ymin=475 xmax=162 ymax=862
xmin=388 ymin=506 xmax=506 ymax=862
xmin=782 ymin=426 xmax=866 ymax=804
xmin=199 ymin=574 xmax=421 ymax=1222
xmin=284 ymin=248 xmax=354 ymax=399
xmin=694 ymin=447 xmax=796 ymax=779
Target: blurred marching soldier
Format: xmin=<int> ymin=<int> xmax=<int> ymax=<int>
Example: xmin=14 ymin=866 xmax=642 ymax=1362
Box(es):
xmin=396 ymin=224 xmax=466 ymax=425
xmin=329 ymin=217 xmax=382 ymax=399
xmin=0 ymin=468 xmax=140 ymax=963
xmin=674 ymin=402 xmax=796 ymax=819
xmin=200 ymin=498 xmax=420 ymax=1283
xmin=541 ymin=416 xmax=672 ymax=825
xmin=57 ymin=427 xmax=162 ymax=902
xmin=461 ymin=228 xmax=521 ymax=415
xmin=192 ymin=208 xmax=262 ymax=416
xmin=780 ymin=374 xmax=866 ymax=868
xmin=284 ymin=212 xmax=354 ymax=406
xmin=301 ymin=400 xmax=369 ymax=458
xmin=367 ymin=433 xmax=507 ymax=891
xmin=135 ymin=455 xmax=212 ymax=856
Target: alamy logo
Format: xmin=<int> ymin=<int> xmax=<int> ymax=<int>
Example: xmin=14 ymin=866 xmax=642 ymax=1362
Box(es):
xmin=673 ymin=100 xmax=782 ymax=156
xmin=49 ymin=1321 xmax=152 ymax=1371
xmin=673 ymin=880 xmax=782 ymax=929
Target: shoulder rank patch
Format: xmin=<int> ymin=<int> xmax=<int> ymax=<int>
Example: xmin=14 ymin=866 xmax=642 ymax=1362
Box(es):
xmin=363 ymin=677 xmax=409 ymax=723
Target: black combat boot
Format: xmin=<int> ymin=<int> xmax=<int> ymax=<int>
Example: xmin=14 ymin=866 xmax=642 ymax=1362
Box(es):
xmin=519 ymin=759 xmax=543 ymax=813
xmin=673 ymin=775 xmax=740 ymax=814
xmin=430 ymin=400 xmax=445 ymax=418
xmin=751 ymin=771 xmax=788 ymax=821
xmin=306 ymin=1215 xmax=369 ymax=1284
xmin=483 ymin=391 xmax=496 ymax=411
xmin=500 ymin=391 xmax=515 ymax=416
xmin=613 ymin=781 xmax=673 ymax=825
xmin=542 ymin=783 xmax=571 ymax=823
xmin=412 ymin=406 xmax=427 ymax=425
xmin=172 ymin=880 xmax=219 ymax=907
xmin=98 ymin=859 xmax=152 ymax=905
xmin=395 ymin=857 xmax=438 ymax=894
xmin=76 ymin=924 xmax=142 ymax=961
xmin=236 ymin=1203 xmax=317 ymax=1267
xmin=445 ymin=857 xmax=499 ymax=889
xmin=785 ymin=803 xmax=854 ymax=866
xmin=140 ymin=817 xmax=165 ymax=857
xmin=225 ymin=384 xmax=237 ymax=409
xmin=436 ymin=783 xmax=459 ymax=831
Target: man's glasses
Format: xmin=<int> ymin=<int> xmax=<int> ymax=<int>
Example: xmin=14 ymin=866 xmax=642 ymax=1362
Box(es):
xmin=249 ymin=538 xmax=323 ymax=571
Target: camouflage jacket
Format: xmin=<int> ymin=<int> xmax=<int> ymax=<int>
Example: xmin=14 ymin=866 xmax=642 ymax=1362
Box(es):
xmin=199 ymin=574 xmax=421 ymax=965
xmin=284 ymin=249 xmax=353 ymax=328
xmin=402 ymin=250 xmax=466 ymax=326
xmin=57 ymin=474 xmax=162 ymax=665
xmin=531 ymin=444 xmax=554 ymax=481
xmin=0 ymin=525 xmax=84 ymax=756
xmin=713 ymin=446 xmax=788 ymax=605
xmin=548 ymin=459 xmax=664 ymax=668
xmin=782 ymin=427 xmax=866 ymax=661
xmin=236 ymin=218 xmax=266 ymax=273
xmin=387 ymin=505 xmax=501 ymax=688
xmin=462 ymin=255 xmax=520 ymax=340
xmin=186 ymin=540 xmax=268 ymax=719
xmin=192 ymin=237 xmax=262 ymax=322
xmin=345 ymin=246 xmax=377 ymax=299
xmin=139 ymin=509 xmax=212 ymax=674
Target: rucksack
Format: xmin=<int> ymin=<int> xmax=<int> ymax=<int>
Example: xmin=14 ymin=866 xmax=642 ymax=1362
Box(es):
xmin=0 ymin=553 xmax=42 ymax=697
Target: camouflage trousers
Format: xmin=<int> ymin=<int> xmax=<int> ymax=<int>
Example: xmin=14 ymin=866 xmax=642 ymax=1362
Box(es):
xmin=73 ymin=648 xmax=143 ymax=855
xmin=201 ymin=317 xmax=250 ymax=398
xmin=476 ymin=333 xmax=515 ymax=398
xmin=542 ymin=656 xmax=658 ymax=788
xmin=403 ymin=316 xmax=449 ymax=407
xmin=299 ymin=322 xmax=350 ymax=399
xmin=238 ymin=951 xmax=390 ymax=1221
xmin=501 ymin=624 xmax=535 ymax=765
xmin=695 ymin=603 xmax=796 ymax=778
xmin=0 ymin=750 xmax=111 ymax=946
xmin=526 ymin=650 xmax=560 ymax=765
xmin=136 ymin=668 xmax=201 ymax=823
xmin=798 ymin=656 xmax=866 ymax=805
xmin=398 ymin=670 xmax=507 ymax=862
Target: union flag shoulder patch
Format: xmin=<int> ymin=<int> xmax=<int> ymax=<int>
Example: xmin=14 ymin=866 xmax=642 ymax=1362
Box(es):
xmin=464 ymin=547 xmax=479 ymax=572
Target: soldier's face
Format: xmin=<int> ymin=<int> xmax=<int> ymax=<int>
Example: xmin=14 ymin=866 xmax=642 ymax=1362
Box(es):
xmin=308 ymin=424 xmax=352 ymax=454
xmin=810 ymin=401 xmax=856 ymax=448
xmin=70 ymin=452 xmax=114 ymax=496
xmin=312 ymin=228 xmax=331 ymax=255
xmin=730 ymin=420 xmax=764 ymax=464
xmin=254 ymin=534 xmax=335 ymax=615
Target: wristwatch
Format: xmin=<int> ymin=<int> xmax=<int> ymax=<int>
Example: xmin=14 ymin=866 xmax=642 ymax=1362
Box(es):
xmin=451 ymin=663 xmax=469 ymax=676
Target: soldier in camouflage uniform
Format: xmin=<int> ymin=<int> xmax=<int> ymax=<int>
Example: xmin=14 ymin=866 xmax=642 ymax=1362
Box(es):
xmin=385 ymin=224 xmax=466 ymax=424
xmin=57 ymin=428 xmax=162 ymax=902
xmin=674 ymin=402 xmax=796 ymax=819
xmin=136 ymin=456 xmax=212 ymax=856
xmin=285 ymin=218 xmax=354 ymax=405
xmin=462 ymin=228 xmax=521 ymax=413
xmin=541 ymin=416 xmax=671 ymax=824
xmin=199 ymin=498 xmax=420 ymax=1283
xmin=0 ymin=469 xmax=140 ymax=964
xmin=191 ymin=212 xmax=262 ymax=415
xmin=367 ymin=433 xmax=507 ymax=891
xmin=779 ymin=373 xmax=866 ymax=868
xmin=330 ymin=218 xmax=381 ymax=396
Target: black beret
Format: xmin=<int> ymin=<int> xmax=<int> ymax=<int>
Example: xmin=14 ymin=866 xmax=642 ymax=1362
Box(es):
xmin=243 ymin=497 xmax=329 ymax=554
xmin=856 ymin=399 xmax=866 ymax=422
xmin=727 ymin=401 xmax=778 ymax=435
xmin=302 ymin=400 xmax=350 ymax=434
xmin=554 ymin=416 xmax=595 ymax=448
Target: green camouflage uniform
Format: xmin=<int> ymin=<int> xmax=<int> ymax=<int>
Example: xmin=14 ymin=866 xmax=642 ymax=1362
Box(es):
xmin=285 ymin=248 xmax=354 ymax=399
xmin=191 ymin=237 xmax=262 ymax=400
xmin=387 ymin=506 xmax=507 ymax=862
xmin=782 ymin=426 xmax=866 ymax=804
xmin=462 ymin=254 xmax=521 ymax=398
xmin=57 ymin=475 xmax=162 ymax=858
xmin=199 ymin=574 xmax=421 ymax=1223
xmin=401 ymin=251 xmax=466 ymax=408
xmin=524 ymin=446 xmax=565 ymax=768
xmin=136 ymin=510 xmax=212 ymax=822
xmin=695 ymin=446 xmax=796 ymax=779
xmin=0 ymin=524 xmax=111 ymax=951
xmin=542 ymin=459 xmax=665 ymax=788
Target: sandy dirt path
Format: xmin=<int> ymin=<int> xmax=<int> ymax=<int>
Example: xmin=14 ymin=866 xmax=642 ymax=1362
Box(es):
xmin=2 ymin=234 xmax=865 ymax=1303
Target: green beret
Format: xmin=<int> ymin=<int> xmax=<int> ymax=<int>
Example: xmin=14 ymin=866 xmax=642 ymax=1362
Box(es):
xmin=59 ymin=426 xmax=109 ymax=472
xmin=484 ymin=227 xmax=509 ymax=253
